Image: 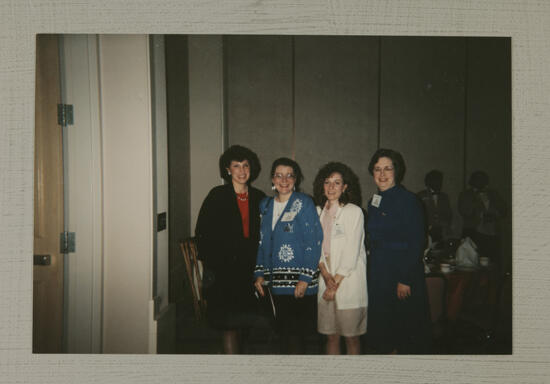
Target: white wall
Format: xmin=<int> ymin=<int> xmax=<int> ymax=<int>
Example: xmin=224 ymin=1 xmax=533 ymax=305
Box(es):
xmin=188 ymin=36 xmax=225 ymax=233
xmin=99 ymin=34 xmax=155 ymax=354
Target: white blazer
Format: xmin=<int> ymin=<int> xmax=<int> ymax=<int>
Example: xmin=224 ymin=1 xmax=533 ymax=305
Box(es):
xmin=317 ymin=203 xmax=368 ymax=310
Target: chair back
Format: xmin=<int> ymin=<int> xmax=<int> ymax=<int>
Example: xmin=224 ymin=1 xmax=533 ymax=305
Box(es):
xmin=179 ymin=237 xmax=206 ymax=321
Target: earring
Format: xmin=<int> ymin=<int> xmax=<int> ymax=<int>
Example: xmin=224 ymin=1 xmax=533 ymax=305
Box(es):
xmin=271 ymin=185 xmax=276 ymax=191
xmin=228 ymin=171 xmax=231 ymax=175
xmin=293 ymin=186 xmax=296 ymax=191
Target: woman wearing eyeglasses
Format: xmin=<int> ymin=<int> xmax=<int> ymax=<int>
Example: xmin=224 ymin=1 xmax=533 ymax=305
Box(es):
xmin=254 ymin=157 xmax=323 ymax=354
xmin=366 ymin=148 xmax=430 ymax=354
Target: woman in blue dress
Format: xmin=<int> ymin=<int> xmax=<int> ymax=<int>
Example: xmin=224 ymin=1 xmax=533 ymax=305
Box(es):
xmin=254 ymin=157 xmax=323 ymax=354
xmin=366 ymin=148 xmax=431 ymax=354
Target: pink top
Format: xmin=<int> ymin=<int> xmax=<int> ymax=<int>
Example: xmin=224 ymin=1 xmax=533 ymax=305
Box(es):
xmin=321 ymin=202 xmax=339 ymax=269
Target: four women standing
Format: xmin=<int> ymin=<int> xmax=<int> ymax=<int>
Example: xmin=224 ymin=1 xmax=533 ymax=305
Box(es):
xmin=197 ymin=146 xmax=430 ymax=354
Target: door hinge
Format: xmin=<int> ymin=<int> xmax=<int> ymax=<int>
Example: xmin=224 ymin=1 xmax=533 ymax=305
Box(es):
xmin=57 ymin=104 xmax=74 ymax=126
xmin=60 ymin=232 xmax=76 ymax=253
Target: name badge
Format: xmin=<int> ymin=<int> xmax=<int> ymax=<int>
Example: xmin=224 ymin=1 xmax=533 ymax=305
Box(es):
xmin=371 ymin=194 xmax=382 ymax=208
xmin=281 ymin=212 xmax=297 ymax=222
xmin=334 ymin=223 xmax=345 ymax=237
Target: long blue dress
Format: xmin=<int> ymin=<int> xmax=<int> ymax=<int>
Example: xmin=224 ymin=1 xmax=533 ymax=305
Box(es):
xmin=366 ymin=184 xmax=431 ymax=353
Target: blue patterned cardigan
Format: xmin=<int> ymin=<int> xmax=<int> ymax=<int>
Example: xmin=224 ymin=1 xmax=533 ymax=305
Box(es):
xmin=254 ymin=192 xmax=323 ymax=296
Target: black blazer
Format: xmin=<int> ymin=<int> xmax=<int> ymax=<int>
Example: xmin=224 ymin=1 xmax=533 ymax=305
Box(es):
xmin=195 ymin=184 xmax=265 ymax=275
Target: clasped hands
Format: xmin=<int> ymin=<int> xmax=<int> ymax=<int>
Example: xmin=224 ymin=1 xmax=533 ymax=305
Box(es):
xmin=321 ymin=272 xmax=342 ymax=301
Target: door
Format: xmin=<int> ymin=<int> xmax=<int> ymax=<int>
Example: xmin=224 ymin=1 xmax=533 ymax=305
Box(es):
xmin=33 ymin=34 xmax=64 ymax=353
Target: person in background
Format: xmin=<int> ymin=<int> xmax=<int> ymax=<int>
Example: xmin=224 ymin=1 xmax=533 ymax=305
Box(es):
xmin=417 ymin=170 xmax=453 ymax=244
xmin=458 ymin=170 xmax=506 ymax=268
xmin=254 ymin=157 xmax=322 ymax=354
xmin=366 ymin=148 xmax=431 ymax=354
xmin=313 ymin=162 xmax=367 ymax=355
xmin=195 ymin=145 xmax=266 ymax=354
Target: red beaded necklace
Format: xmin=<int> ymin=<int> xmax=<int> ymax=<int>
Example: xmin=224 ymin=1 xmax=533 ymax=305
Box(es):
xmin=236 ymin=191 xmax=248 ymax=201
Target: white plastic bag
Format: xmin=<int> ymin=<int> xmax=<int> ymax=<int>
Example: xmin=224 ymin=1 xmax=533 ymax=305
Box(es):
xmin=455 ymin=237 xmax=479 ymax=268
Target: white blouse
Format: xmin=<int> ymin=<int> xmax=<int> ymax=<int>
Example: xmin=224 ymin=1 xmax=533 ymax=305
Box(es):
xmin=272 ymin=199 xmax=288 ymax=230
xmin=317 ymin=203 xmax=368 ymax=310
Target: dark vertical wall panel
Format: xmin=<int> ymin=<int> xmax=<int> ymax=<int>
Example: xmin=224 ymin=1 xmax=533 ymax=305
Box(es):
xmin=466 ymin=38 xmax=512 ymax=271
xmin=380 ymin=37 xmax=466 ymax=235
xmin=187 ymin=35 xmax=511 ymax=259
xmin=294 ymin=36 xmax=379 ymax=201
xmin=225 ymin=36 xmax=293 ymax=193
xmin=165 ymin=35 xmax=190 ymax=303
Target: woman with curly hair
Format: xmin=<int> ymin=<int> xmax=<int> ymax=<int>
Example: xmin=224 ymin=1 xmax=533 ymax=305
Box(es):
xmin=313 ymin=162 xmax=367 ymax=354
xmin=195 ymin=145 xmax=265 ymax=353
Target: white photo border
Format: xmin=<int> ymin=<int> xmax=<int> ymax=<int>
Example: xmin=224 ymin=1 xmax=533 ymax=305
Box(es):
xmin=1 ymin=1 xmax=548 ymax=383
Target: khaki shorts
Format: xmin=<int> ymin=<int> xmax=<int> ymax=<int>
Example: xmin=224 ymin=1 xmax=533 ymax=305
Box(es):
xmin=317 ymin=298 xmax=367 ymax=337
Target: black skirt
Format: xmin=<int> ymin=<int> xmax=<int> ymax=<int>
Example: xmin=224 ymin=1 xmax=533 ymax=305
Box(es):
xmin=204 ymin=267 xmax=260 ymax=330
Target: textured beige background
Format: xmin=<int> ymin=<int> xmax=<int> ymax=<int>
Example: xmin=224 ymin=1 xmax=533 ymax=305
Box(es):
xmin=1 ymin=1 xmax=548 ymax=383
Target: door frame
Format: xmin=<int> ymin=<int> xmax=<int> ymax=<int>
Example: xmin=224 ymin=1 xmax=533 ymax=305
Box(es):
xmin=59 ymin=34 xmax=103 ymax=353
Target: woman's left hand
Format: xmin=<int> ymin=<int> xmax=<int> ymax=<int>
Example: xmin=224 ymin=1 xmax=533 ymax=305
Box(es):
xmin=254 ymin=276 xmax=265 ymax=297
xmin=397 ymin=282 xmax=411 ymax=300
xmin=294 ymin=281 xmax=309 ymax=299
xmin=322 ymin=288 xmax=336 ymax=301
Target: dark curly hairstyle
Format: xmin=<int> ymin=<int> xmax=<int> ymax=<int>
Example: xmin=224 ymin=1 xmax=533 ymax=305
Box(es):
xmin=368 ymin=148 xmax=406 ymax=185
xmin=270 ymin=157 xmax=304 ymax=191
xmin=425 ymin=169 xmax=443 ymax=192
xmin=313 ymin=162 xmax=362 ymax=207
xmin=219 ymin=145 xmax=261 ymax=184
xmin=468 ymin=170 xmax=489 ymax=190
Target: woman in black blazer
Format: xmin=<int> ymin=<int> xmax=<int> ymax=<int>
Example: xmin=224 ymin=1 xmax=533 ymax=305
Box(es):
xmin=195 ymin=145 xmax=266 ymax=354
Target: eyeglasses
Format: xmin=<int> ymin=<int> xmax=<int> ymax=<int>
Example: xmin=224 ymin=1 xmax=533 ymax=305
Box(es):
xmin=373 ymin=166 xmax=394 ymax=174
xmin=274 ymin=173 xmax=296 ymax=180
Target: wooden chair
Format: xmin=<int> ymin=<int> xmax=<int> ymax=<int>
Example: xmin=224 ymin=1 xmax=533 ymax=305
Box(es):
xmin=179 ymin=237 xmax=206 ymax=321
